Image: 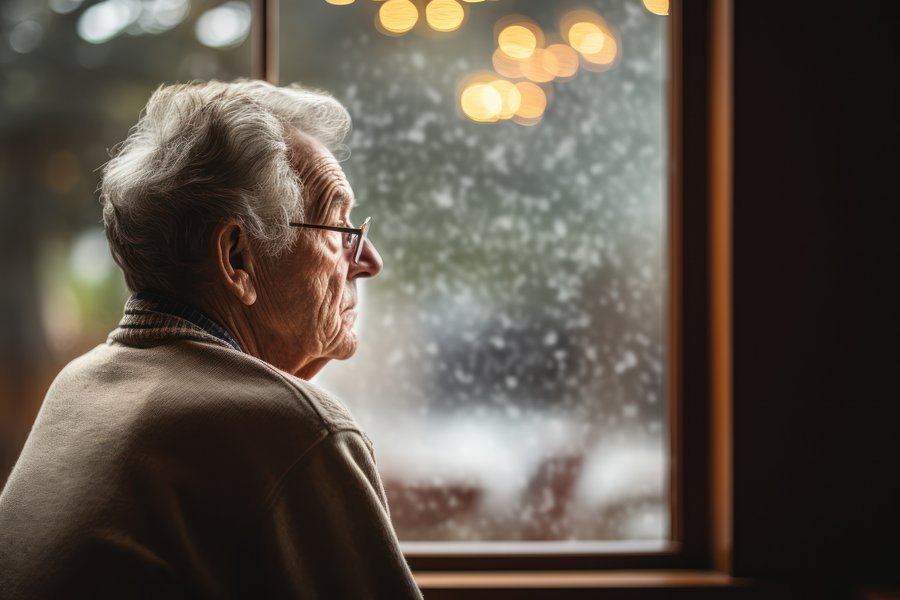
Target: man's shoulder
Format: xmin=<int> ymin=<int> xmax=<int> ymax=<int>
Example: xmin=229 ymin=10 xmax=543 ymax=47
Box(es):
xmin=29 ymin=339 xmax=371 ymax=511
xmin=56 ymin=338 xmax=362 ymax=442
xmin=177 ymin=339 xmax=363 ymax=436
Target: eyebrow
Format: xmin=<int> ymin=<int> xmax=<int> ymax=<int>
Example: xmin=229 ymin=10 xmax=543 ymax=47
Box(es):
xmin=318 ymin=191 xmax=353 ymax=225
xmin=330 ymin=191 xmax=359 ymax=215
xmin=332 ymin=192 xmax=353 ymax=208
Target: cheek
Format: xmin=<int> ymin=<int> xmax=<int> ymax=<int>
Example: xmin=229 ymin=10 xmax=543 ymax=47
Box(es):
xmin=311 ymin=265 xmax=347 ymax=330
xmin=327 ymin=278 xmax=347 ymax=324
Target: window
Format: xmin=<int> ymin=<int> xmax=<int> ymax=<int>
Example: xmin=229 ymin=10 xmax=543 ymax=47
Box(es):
xmin=278 ymin=0 xmax=673 ymax=553
xmin=3 ymin=0 xmax=727 ymax=575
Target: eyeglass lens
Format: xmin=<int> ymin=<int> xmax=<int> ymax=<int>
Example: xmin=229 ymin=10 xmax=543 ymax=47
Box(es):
xmin=354 ymin=219 xmax=370 ymax=263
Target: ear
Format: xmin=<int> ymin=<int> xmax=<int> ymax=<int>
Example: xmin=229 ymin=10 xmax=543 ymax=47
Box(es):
xmin=211 ymin=220 xmax=257 ymax=306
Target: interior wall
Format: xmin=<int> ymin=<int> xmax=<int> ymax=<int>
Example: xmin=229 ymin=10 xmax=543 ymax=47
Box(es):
xmin=731 ymin=1 xmax=899 ymax=594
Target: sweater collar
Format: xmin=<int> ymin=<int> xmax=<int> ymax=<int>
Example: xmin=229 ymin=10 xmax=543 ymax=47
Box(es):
xmin=111 ymin=293 xmax=242 ymax=352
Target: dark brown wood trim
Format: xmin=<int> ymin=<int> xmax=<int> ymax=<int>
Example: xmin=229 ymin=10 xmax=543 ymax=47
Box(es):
xmin=662 ymin=0 xmax=715 ymax=571
xmin=709 ymin=0 xmax=733 ymax=575
xmin=251 ymin=0 xmax=279 ymax=83
xmin=666 ymin=0 xmax=684 ymax=551
xmin=415 ymin=570 xmax=744 ymax=588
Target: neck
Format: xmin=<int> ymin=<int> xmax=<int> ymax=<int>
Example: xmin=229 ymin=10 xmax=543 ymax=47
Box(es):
xmin=191 ymin=287 xmax=325 ymax=380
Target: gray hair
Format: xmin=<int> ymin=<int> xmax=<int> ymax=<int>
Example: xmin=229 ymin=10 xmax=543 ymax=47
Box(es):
xmin=100 ymin=79 xmax=351 ymax=295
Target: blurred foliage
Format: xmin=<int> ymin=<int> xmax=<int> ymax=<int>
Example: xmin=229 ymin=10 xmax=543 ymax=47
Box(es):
xmin=0 ymin=0 xmax=251 ymax=363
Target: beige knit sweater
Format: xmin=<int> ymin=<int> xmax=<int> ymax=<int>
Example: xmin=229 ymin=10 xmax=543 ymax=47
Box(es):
xmin=0 ymin=297 xmax=421 ymax=599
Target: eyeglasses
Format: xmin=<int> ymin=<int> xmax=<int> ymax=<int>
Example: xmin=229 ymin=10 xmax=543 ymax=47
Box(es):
xmin=289 ymin=216 xmax=371 ymax=263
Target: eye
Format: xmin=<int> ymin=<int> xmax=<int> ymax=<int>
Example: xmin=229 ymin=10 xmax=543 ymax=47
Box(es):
xmin=336 ymin=218 xmax=356 ymax=249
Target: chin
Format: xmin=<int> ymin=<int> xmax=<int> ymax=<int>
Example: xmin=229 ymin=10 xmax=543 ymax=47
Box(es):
xmin=328 ymin=330 xmax=358 ymax=361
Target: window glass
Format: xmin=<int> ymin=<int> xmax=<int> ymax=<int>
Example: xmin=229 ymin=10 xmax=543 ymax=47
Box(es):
xmin=280 ymin=0 xmax=670 ymax=545
xmin=0 ymin=0 xmax=251 ymax=472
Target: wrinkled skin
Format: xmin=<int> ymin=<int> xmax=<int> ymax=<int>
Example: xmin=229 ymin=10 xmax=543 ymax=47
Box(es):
xmin=198 ymin=128 xmax=383 ymax=379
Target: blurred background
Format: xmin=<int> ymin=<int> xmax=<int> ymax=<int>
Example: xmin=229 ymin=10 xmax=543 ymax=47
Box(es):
xmin=0 ymin=0 xmax=670 ymax=546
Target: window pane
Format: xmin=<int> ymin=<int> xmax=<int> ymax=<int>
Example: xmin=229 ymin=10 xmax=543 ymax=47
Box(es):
xmin=0 ymin=1 xmax=251 ymax=474
xmin=282 ymin=0 xmax=669 ymax=545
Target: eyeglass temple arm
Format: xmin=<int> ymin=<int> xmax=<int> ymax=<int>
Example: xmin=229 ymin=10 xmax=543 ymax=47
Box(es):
xmin=288 ymin=223 xmax=361 ymax=234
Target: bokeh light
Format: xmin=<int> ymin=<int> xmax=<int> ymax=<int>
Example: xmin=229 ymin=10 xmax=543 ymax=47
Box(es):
xmin=490 ymin=79 xmax=521 ymax=119
xmin=195 ymin=1 xmax=251 ymax=48
xmin=9 ymin=21 xmax=43 ymax=54
xmin=74 ymin=0 xmax=189 ymax=41
xmin=544 ymin=43 xmax=579 ymax=79
xmin=492 ymin=47 xmax=522 ymax=79
xmin=513 ymin=81 xmax=547 ymax=121
xmin=581 ymin=32 xmax=618 ymax=68
xmin=77 ymin=0 xmax=140 ymax=44
xmin=325 ymin=0 xmax=355 ymax=5
xmin=460 ymin=81 xmax=503 ymax=122
xmin=49 ymin=0 xmax=85 ymax=14
xmin=497 ymin=24 xmax=537 ymax=59
xmin=642 ymin=0 xmax=669 ymax=16
xmin=137 ymin=0 xmax=191 ymax=35
xmin=567 ymin=21 xmax=606 ymax=55
xmin=560 ymin=8 xmax=619 ymax=71
xmin=459 ymin=70 xmax=537 ymax=124
xmin=520 ymin=48 xmax=555 ymax=83
xmin=560 ymin=8 xmax=605 ymax=51
xmin=378 ymin=0 xmax=419 ymax=35
xmin=425 ymin=0 xmax=465 ymax=32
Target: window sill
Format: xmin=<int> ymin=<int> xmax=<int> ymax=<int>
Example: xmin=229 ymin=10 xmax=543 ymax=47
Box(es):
xmin=415 ymin=570 xmax=760 ymax=598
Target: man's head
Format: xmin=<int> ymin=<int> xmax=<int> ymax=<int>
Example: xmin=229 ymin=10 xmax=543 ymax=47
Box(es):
xmin=100 ymin=80 xmax=382 ymax=377
xmin=100 ymin=79 xmax=351 ymax=295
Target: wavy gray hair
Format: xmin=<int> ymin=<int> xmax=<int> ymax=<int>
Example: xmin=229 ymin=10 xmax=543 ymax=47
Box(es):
xmin=100 ymin=79 xmax=351 ymax=295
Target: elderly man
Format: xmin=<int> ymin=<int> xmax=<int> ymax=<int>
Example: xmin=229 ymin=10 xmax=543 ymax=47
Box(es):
xmin=0 ymin=80 xmax=421 ymax=598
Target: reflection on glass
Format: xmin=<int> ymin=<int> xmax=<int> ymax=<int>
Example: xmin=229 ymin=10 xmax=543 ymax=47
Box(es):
xmin=281 ymin=0 xmax=669 ymax=544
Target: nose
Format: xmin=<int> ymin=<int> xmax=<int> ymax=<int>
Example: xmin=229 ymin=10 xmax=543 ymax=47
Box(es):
xmin=349 ymin=237 xmax=383 ymax=279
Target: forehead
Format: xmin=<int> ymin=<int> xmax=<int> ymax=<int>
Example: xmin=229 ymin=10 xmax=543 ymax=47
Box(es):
xmin=286 ymin=127 xmax=353 ymax=215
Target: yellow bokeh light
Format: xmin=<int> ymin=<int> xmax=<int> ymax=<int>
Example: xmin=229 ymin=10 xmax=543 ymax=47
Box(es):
xmin=560 ymin=9 xmax=605 ymax=34
xmin=460 ymin=82 xmax=503 ymax=122
xmin=489 ymin=79 xmax=521 ymax=119
xmin=568 ymin=21 xmax=605 ymax=55
xmin=582 ymin=33 xmax=618 ymax=67
xmin=520 ymin=48 xmax=555 ymax=83
xmin=492 ymin=47 xmax=522 ymax=79
xmin=325 ymin=0 xmax=355 ymax=5
xmin=498 ymin=24 xmax=537 ymax=59
xmin=642 ymin=0 xmax=669 ymax=16
xmin=560 ymin=8 xmax=619 ymax=71
xmin=425 ymin=0 xmax=464 ymax=32
xmin=544 ymin=43 xmax=579 ymax=78
xmin=378 ymin=0 xmax=418 ymax=34
xmin=513 ymin=81 xmax=546 ymax=120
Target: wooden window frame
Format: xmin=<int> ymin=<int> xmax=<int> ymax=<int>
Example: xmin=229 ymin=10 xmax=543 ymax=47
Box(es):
xmin=251 ymin=0 xmax=734 ymax=582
